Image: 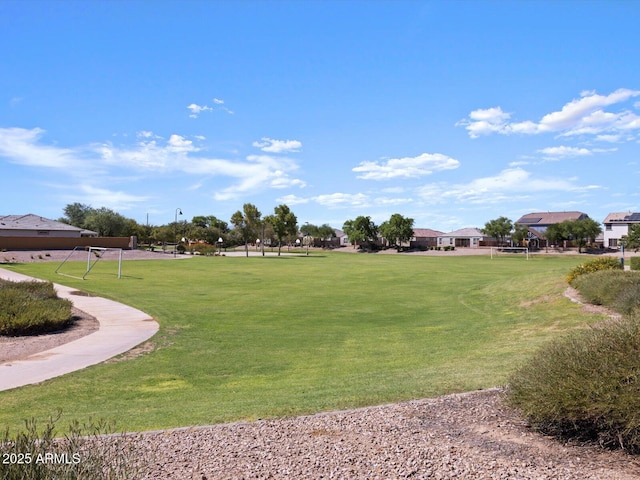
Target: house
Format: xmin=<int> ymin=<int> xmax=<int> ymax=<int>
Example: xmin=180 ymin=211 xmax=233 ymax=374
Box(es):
xmin=514 ymin=211 xmax=589 ymax=249
xmin=437 ymin=227 xmax=487 ymax=248
xmin=0 ymin=214 xmax=97 ymax=238
xmin=410 ymin=228 xmax=444 ymax=249
xmin=603 ymin=212 xmax=640 ymax=249
xmin=0 ymin=214 xmax=134 ymax=250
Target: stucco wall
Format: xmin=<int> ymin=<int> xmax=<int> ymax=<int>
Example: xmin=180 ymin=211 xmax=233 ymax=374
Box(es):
xmin=0 ymin=236 xmax=134 ymax=250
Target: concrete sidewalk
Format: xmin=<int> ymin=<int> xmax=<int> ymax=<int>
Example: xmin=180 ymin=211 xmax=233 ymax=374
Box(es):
xmin=0 ymin=268 xmax=159 ymax=391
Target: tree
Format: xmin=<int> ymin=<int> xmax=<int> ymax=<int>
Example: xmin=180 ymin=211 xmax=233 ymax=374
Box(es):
xmin=342 ymin=216 xmax=378 ymax=249
xmin=230 ymin=203 xmax=262 ymax=257
xmin=482 ymin=216 xmax=513 ymax=247
xmin=264 ymin=204 xmax=298 ymax=256
xmin=567 ymin=217 xmax=602 ymax=253
xmin=546 ymin=218 xmax=602 ymax=253
xmin=60 ymin=202 xmax=93 ymax=228
xmin=379 ymin=213 xmax=414 ymax=251
xmin=83 ymin=207 xmax=128 ymax=237
xmin=624 ymin=224 xmax=640 ymax=251
xmin=511 ymin=224 xmax=529 ymax=247
xmin=317 ymin=224 xmax=336 ymax=248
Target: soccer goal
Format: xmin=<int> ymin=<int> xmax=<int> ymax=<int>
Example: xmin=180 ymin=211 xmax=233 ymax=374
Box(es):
xmin=55 ymin=246 xmax=123 ymax=280
xmin=490 ymin=246 xmax=529 ymax=260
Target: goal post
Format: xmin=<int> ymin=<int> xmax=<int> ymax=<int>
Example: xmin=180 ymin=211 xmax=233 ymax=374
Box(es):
xmin=490 ymin=246 xmax=529 ymax=260
xmin=55 ymin=246 xmax=123 ymax=280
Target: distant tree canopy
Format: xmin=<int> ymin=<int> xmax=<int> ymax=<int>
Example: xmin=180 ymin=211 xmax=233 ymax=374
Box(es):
xmin=546 ymin=218 xmax=602 ymax=252
xmin=482 ymin=216 xmax=513 ymax=246
xmin=264 ymin=204 xmax=298 ymax=256
xmin=379 ymin=213 xmax=414 ymax=251
xmin=230 ymin=203 xmax=262 ymax=256
xmin=624 ymin=224 xmax=640 ymax=251
xmin=343 ymin=216 xmax=378 ymax=249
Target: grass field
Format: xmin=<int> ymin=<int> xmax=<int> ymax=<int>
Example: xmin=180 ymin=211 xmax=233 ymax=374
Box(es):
xmin=0 ymin=252 xmax=595 ymax=432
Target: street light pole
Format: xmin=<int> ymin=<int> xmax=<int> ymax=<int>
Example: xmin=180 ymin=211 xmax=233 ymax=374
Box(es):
xmin=174 ymin=208 xmax=182 ymax=257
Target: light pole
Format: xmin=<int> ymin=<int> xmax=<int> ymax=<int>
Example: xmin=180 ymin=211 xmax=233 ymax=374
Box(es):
xmin=174 ymin=208 xmax=182 ymax=257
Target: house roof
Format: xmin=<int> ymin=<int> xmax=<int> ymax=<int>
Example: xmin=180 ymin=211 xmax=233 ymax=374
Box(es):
xmin=603 ymin=212 xmax=640 ymax=224
xmin=0 ymin=214 xmax=97 ymax=235
xmin=412 ymin=228 xmax=444 ymax=238
xmin=515 ymin=211 xmax=588 ymax=225
xmin=440 ymin=227 xmax=485 ymax=238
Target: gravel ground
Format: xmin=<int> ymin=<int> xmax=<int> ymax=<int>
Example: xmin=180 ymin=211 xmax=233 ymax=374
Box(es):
xmin=131 ymin=389 xmax=639 ymax=480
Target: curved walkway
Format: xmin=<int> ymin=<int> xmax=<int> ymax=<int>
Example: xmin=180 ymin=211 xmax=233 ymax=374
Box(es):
xmin=0 ymin=268 xmax=159 ymax=391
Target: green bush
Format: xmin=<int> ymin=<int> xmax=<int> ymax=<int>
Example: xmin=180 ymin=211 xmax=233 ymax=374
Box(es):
xmin=507 ymin=316 xmax=640 ymax=453
xmin=0 ymin=280 xmax=72 ymax=336
xmin=566 ymin=256 xmax=622 ymax=284
xmin=630 ymin=256 xmax=640 ymax=271
xmin=0 ymin=411 xmax=151 ymax=479
xmin=571 ymin=270 xmax=640 ymax=315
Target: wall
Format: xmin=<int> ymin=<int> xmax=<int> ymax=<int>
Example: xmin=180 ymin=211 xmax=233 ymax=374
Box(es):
xmin=0 ymin=236 xmax=135 ymax=250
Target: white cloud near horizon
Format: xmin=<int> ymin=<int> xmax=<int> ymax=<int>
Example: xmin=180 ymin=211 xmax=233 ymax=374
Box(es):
xmin=418 ymin=167 xmax=601 ymax=205
xmin=0 ymin=127 xmax=306 ymax=204
xmin=458 ymin=88 xmax=640 ymax=139
xmin=353 ymin=153 xmax=460 ymax=180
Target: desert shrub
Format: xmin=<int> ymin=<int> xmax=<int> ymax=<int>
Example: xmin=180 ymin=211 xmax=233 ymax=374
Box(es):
xmin=630 ymin=257 xmax=640 ymax=271
xmin=571 ymin=270 xmax=640 ymax=315
xmin=189 ymin=243 xmax=217 ymax=255
xmin=0 ymin=411 xmax=151 ymax=480
xmin=507 ymin=316 xmax=640 ymax=453
xmin=0 ymin=280 xmax=72 ymax=336
xmin=566 ymin=256 xmax=622 ymax=284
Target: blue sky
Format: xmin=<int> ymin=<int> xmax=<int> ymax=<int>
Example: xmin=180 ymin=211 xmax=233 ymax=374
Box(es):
xmin=1 ymin=0 xmax=639 ymax=232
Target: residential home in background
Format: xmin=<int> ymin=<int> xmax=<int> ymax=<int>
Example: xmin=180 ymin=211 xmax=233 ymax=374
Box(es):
xmin=0 ymin=214 xmax=97 ymax=238
xmin=410 ymin=228 xmax=444 ymax=249
xmin=514 ymin=211 xmax=589 ymax=249
xmin=437 ymin=227 xmax=487 ymax=248
xmin=0 ymin=214 xmax=134 ymax=250
xmin=603 ymin=212 xmax=640 ymax=249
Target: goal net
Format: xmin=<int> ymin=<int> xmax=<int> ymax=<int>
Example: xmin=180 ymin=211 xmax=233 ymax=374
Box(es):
xmin=490 ymin=246 xmax=529 ymax=260
xmin=55 ymin=246 xmax=123 ymax=280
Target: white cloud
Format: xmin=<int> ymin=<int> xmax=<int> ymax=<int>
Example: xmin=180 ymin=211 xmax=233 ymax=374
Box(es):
xmin=458 ymin=88 xmax=640 ymax=139
xmin=62 ymin=184 xmax=149 ymax=211
xmin=353 ymin=153 xmax=460 ymax=180
xmin=0 ymin=126 xmax=306 ymax=203
xmin=252 ymin=137 xmax=302 ymax=153
xmin=276 ymin=194 xmax=309 ymax=205
xmin=314 ymin=193 xmax=370 ymax=208
xmin=0 ymin=127 xmax=85 ymax=169
xmin=537 ymin=146 xmax=593 ymax=159
xmin=187 ymin=103 xmax=213 ymax=118
xmin=418 ymin=167 xmax=599 ymax=205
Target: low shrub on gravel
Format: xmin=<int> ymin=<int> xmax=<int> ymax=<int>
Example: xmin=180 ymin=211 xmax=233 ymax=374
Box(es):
xmin=0 ymin=279 xmax=72 ymax=336
xmin=0 ymin=411 xmax=151 ymax=480
xmin=571 ymin=270 xmax=640 ymax=315
xmin=508 ymin=265 xmax=640 ymax=453
xmin=566 ymin=256 xmax=622 ymax=284
xmin=507 ymin=316 xmax=640 ymax=453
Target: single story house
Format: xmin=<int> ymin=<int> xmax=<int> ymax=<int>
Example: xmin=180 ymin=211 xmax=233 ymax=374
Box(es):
xmin=437 ymin=227 xmax=487 ymax=248
xmin=0 ymin=214 xmax=97 ymax=238
xmin=514 ymin=211 xmax=589 ymax=249
xmin=0 ymin=214 xmax=134 ymax=250
xmin=410 ymin=228 xmax=444 ymax=249
xmin=603 ymin=212 xmax=640 ymax=249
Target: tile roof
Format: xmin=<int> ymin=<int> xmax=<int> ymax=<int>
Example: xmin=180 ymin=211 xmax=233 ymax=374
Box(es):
xmin=0 ymin=214 xmax=96 ymax=234
xmin=440 ymin=227 xmax=485 ymax=237
xmin=515 ymin=211 xmax=588 ymax=225
xmin=412 ymin=228 xmax=444 ymax=238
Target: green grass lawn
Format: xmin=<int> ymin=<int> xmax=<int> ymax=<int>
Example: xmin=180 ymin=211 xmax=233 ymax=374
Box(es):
xmin=0 ymin=253 xmax=595 ymax=432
